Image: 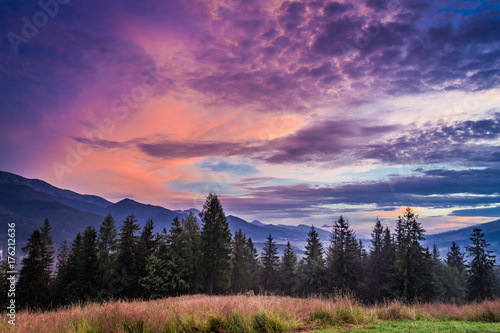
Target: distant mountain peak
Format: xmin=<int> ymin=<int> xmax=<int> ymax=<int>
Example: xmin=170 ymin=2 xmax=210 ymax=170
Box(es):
xmin=115 ymin=198 xmax=139 ymax=205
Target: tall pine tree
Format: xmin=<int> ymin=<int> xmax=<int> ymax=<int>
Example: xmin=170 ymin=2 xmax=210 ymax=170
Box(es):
xmin=392 ymin=207 xmax=436 ymax=302
xmin=446 ymin=241 xmax=466 ymax=273
xmin=230 ymin=229 xmax=254 ymax=292
xmin=97 ymin=214 xmax=118 ymax=298
xmin=300 ymin=226 xmax=325 ymax=295
xmin=181 ymin=211 xmax=203 ymax=294
xmin=366 ymin=219 xmax=385 ymax=301
xmin=327 ymin=216 xmax=358 ymax=294
xmin=466 ymin=228 xmax=496 ymax=301
xmin=79 ymin=226 xmax=100 ymax=301
xmin=200 ymin=193 xmax=232 ymax=294
xmin=117 ymin=214 xmax=141 ymax=298
xmin=18 ymin=221 xmax=54 ymax=309
xmin=260 ymin=234 xmax=280 ymax=293
xmin=280 ymin=241 xmax=298 ymax=295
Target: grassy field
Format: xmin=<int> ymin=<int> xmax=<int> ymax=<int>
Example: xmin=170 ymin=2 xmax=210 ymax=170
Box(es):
xmin=1 ymin=295 xmax=499 ymax=332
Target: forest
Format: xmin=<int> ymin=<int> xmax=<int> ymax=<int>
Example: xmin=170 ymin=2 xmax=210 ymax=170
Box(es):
xmin=2 ymin=193 xmax=498 ymax=310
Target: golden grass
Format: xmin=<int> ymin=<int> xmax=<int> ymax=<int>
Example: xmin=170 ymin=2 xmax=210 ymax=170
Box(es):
xmin=1 ymin=295 xmax=499 ymax=333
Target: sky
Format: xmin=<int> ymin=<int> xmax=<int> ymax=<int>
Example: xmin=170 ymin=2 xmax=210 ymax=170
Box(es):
xmin=1 ymin=0 xmax=499 ymax=236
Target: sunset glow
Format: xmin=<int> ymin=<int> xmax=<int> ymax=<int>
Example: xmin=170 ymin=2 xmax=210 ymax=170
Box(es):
xmin=1 ymin=0 xmax=499 ymax=236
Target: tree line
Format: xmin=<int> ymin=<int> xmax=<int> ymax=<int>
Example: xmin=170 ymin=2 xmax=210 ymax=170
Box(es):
xmin=1 ymin=194 xmax=498 ymax=310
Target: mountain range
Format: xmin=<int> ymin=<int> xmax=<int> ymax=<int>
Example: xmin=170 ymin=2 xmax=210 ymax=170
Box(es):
xmin=0 ymin=170 xmax=498 ymax=257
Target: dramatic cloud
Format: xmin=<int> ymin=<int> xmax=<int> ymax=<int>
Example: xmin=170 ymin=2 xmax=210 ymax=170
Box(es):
xmin=1 ymin=0 xmax=499 ymax=230
xmin=220 ymin=168 xmax=500 ymax=217
xmin=88 ymin=113 xmax=499 ymax=168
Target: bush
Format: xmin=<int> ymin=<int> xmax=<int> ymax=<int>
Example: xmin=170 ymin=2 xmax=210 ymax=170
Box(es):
xmin=252 ymin=313 xmax=285 ymax=333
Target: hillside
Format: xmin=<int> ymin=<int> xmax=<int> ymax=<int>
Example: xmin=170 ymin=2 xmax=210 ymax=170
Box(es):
xmin=1 ymin=170 xmax=498 ymax=256
xmin=0 ymin=171 xmax=331 ymax=253
xmin=424 ymin=219 xmax=500 ymax=258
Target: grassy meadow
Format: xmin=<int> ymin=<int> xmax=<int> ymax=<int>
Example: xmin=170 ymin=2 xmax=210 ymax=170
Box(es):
xmin=1 ymin=295 xmax=500 ymax=333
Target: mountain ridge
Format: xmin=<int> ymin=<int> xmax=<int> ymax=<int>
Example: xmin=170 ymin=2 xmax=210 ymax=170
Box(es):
xmin=0 ymin=170 xmax=498 ymax=256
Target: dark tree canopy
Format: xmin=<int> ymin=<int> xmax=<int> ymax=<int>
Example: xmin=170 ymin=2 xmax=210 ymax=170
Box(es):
xmin=200 ymin=193 xmax=232 ymax=295
xmin=14 ymin=206 xmax=498 ymax=309
xmin=260 ymin=233 xmax=280 ymax=292
xmin=466 ymin=228 xmax=496 ymax=301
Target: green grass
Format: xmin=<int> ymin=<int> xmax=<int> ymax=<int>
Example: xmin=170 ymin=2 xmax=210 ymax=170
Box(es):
xmin=325 ymin=320 xmax=500 ymax=332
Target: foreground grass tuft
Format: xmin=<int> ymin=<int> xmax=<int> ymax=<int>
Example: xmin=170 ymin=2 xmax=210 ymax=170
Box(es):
xmin=1 ymin=295 xmax=499 ymax=332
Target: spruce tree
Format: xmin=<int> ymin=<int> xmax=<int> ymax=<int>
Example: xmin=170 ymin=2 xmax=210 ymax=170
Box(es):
xmin=18 ymin=224 xmax=54 ymax=309
xmin=164 ymin=215 xmax=189 ymax=295
xmin=97 ymin=214 xmax=118 ymax=299
xmin=181 ymin=211 xmax=203 ymax=294
xmin=437 ymin=241 xmax=467 ymax=303
xmin=139 ymin=217 xmax=189 ymax=299
xmin=260 ymin=234 xmax=280 ymax=292
xmin=466 ymin=228 xmax=496 ymax=301
xmin=231 ymin=229 xmax=253 ymax=292
xmin=280 ymin=241 xmax=298 ymax=295
xmin=200 ymin=193 xmax=232 ymax=294
xmin=301 ymin=226 xmax=325 ymax=295
xmin=446 ymin=241 xmax=466 ymax=273
xmin=79 ymin=226 xmax=100 ymax=301
xmin=63 ymin=232 xmax=84 ymax=304
xmin=53 ymin=240 xmax=70 ymax=304
xmin=117 ymin=214 xmax=141 ymax=298
xmin=431 ymin=244 xmax=447 ymax=301
xmin=247 ymin=237 xmax=261 ymax=292
xmin=138 ymin=218 xmax=157 ymax=296
xmin=40 ymin=218 xmax=55 ymax=279
xmin=327 ymin=216 xmax=358 ymax=294
xmin=379 ymin=227 xmax=396 ymax=297
xmin=367 ymin=219 xmax=384 ymax=301
xmin=392 ymin=207 xmax=436 ymax=302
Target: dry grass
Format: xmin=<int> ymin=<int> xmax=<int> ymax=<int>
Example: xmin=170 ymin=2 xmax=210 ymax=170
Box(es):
xmin=1 ymin=295 xmax=499 ymax=333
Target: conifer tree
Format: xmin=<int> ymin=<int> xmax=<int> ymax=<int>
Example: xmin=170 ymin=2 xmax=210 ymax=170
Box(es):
xmin=301 ymin=226 xmax=325 ymax=295
xmin=446 ymin=241 xmax=466 ymax=273
xmin=327 ymin=216 xmax=358 ymax=294
xmin=164 ymin=215 xmax=189 ymax=295
xmin=200 ymin=193 xmax=232 ymax=294
xmin=366 ymin=219 xmax=385 ymax=301
xmin=138 ymin=218 xmax=157 ymax=296
xmin=466 ymin=228 xmax=496 ymax=301
xmin=97 ymin=214 xmax=118 ymax=298
xmin=260 ymin=234 xmax=280 ymax=292
xmin=231 ymin=229 xmax=253 ymax=292
xmin=63 ymin=232 xmax=84 ymax=304
xmin=431 ymin=244 xmax=448 ymax=301
xmin=40 ymin=218 xmax=55 ymax=280
xmin=18 ymin=223 xmax=54 ymax=309
xmin=53 ymin=240 xmax=70 ymax=304
xmin=181 ymin=211 xmax=203 ymax=293
xmin=79 ymin=226 xmax=100 ymax=301
xmin=117 ymin=214 xmax=141 ymax=298
xmin=280 ymin=241 xmax=298 ymax=295
xmin=379 ymin=227 xmax=396 ymax=296
xmin=247 ymin=237 xmax=261 ymax=292
xmin=139 ymin=218 xmax=188 ymax=299
xmin=392 ymin=207 xmax=436 ymax=302
xmin=434 ymin=241 xmax=467 ymax=303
